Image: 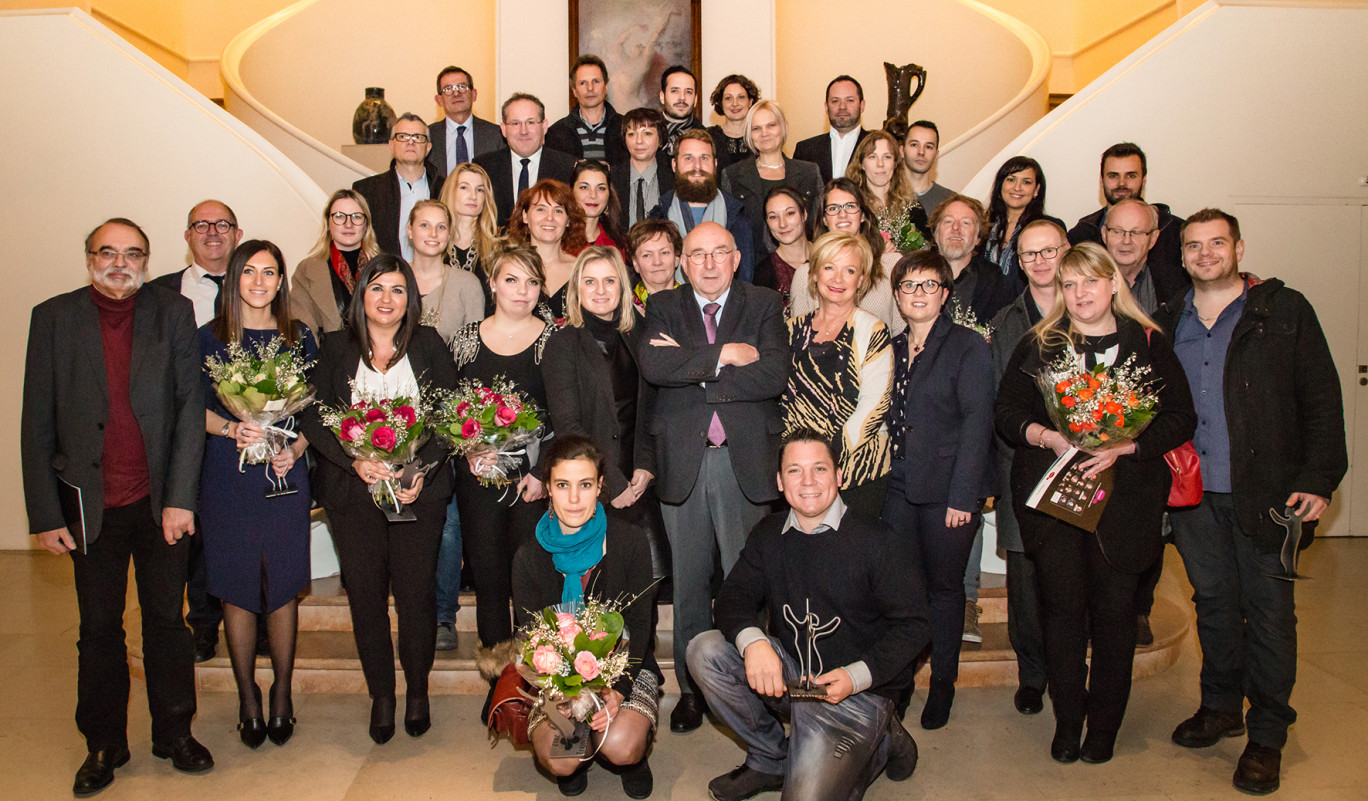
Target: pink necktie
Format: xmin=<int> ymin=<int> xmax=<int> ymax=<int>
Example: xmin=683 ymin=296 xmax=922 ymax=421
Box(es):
xmin=704 ymin=302 xmax=726 ymax=446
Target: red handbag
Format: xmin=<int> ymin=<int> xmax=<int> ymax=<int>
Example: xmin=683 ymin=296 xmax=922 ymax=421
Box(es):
xmin=1164 ymin=441 xmax=1203 ymax=507
xmin=485 ymin=662 xmax=533 ymax=745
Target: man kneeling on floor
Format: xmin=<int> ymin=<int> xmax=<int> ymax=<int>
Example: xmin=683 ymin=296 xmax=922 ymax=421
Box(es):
xmin=687 ymin=428 xmax=928 ymax=801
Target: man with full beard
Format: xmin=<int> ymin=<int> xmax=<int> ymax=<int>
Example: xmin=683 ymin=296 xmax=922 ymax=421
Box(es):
xmin=932 ymin=194 xmax=1018 ymax=324
xmin=648 ymin=129 xmax=755 ymax=281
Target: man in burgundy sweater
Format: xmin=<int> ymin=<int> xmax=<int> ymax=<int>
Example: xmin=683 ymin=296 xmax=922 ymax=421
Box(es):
xmin=21 ymin=218 xmax=211 ymax=797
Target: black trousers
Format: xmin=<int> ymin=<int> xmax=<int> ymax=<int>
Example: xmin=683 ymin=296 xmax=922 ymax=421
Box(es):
xmin=70 ymin=497 xmax=196 ymax=751
xmin=1026 ymin=520 xmax=1142 ymax=735
xmin=454 ymin=468 xmax=543 ymax=648
xmin=326 ymin=484 xmax=446 ymax=699
xmin=1006 ymin=550 xmax=1047 ymax=692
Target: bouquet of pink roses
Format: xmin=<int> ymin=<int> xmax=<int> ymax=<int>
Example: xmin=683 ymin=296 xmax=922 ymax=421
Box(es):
xmin=319 ymin=382 xmax=435 ymax=514
xmin=434 ymin=376 xmax=543 ymax=488
xmin=517 ymin=599 xmax=630 ymax=724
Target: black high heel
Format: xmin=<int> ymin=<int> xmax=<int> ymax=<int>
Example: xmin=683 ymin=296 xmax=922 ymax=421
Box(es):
xmin=404 ymin=693 xmax=430 ymax=737
xmin=369 ymin=695 xmax=396 ymax=744
xmin=266 ymin=683 xmax=295 ymax=745
xmin=239 ymin=684 xmax=267 ymax=748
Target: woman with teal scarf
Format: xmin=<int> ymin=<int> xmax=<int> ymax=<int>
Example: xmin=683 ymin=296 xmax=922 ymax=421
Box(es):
xmin=512 ymin=435 xmax=659 ymax=798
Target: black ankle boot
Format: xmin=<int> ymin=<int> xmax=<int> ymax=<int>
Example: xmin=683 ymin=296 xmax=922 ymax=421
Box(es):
xmin=920 ymin=678 xmax=955 ymax=730
xmin=369 ymin=696 xmax=396 ymax=744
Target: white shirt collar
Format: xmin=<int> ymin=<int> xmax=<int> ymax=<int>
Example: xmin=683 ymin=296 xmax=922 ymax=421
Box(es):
xmin=782 ymin=494 xmax=848 ymax=535
xmin=693 ymin=286 xmax=732 ymax=314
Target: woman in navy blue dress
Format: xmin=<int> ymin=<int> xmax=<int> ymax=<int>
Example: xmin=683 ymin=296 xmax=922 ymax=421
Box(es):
xmin=199 ymin=240 xmax=317 ymax=749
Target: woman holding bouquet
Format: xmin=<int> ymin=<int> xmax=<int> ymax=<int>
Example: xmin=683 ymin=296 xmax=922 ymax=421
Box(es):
xmin=506 ymin=179 xmax=588 ymax=320
xmin=995 ymin=243 xmax=1195 ymax=763
xmin=438 ymin=162 xmax=502 ymax=316
xmin=200 ymin=240 xmax=317 ymax=748
xmin=845 ymin=131 xmax=931 ymax=249
xmin=449 ymin=247 xmax=556 ymax=678
xmin=512 ymin=435 xmax=658 ymax=798
xmin=299 ymin=254 xmax=457 ymax=744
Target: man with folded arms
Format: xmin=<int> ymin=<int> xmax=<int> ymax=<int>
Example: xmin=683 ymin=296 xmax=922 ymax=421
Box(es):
xmin=688 ymin=429 xmax=927 ymax=801
xmin=22 ymin=218 xmax=210 ymax=796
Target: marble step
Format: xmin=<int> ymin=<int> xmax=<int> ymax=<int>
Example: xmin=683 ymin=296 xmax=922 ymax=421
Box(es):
xmin=130 ymin=597 xmax=1185 ymax=695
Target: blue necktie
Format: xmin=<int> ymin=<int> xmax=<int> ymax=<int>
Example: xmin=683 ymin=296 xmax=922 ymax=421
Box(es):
xmin=455 ymin=125 xmax=469 ymax=166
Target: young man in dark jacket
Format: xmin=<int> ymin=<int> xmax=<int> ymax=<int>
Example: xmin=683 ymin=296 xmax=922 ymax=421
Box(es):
xmin=1154 ymin=208 xmax=1346 ymax=795
xmin=687 ymin=429 xmax=926 ymax=801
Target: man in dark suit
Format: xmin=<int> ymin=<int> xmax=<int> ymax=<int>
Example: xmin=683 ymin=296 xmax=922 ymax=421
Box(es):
xmin=638 ymin=221 xmax=788 ymax=734
xmin=428 ymin=65 xmax=505 ymax=178
xmin=353 ymin=113 xmax=444 ymax=260
xmin=648 ymin=129 xmax=754 ymax=281
xmin=473 ymin=93 xmax=576 ymax=228
xmin=545 ymin=55 xmax=626 ymax=163
xmin=793 ymin=75 xmax=871 ymax=184
xmin=22 ymin=218 xmax=212 ymax=796
xmin=612 ymin=107 xmax=674 ymax=227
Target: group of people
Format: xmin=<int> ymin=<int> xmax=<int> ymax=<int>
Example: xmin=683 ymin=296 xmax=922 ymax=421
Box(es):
xmin=20 ymin=55 xmax=1346 ymax=801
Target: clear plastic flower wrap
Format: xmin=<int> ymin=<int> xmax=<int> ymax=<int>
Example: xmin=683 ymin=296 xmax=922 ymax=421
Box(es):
xmin=433 ymin=376 xmax=544 ymax=488
xmin=318 ymin=382 xmax=436 ymax=515
xmin=1036 ymin=349 xmax=1159 ymax=451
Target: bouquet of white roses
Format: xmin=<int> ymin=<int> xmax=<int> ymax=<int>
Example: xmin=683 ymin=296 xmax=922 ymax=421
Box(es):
xmin=204 ymin=336 xmax=315 ymax=480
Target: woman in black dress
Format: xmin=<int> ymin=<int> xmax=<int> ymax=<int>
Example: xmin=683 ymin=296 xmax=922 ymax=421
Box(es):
xmin=996 ymin=243 xmax=1195 ymax=763
xmin=449 ymin=247 xmax=556 ymax=675
xmin=512 ymin=435 xmax=659 ymax=797
xmin=439 ymin=162 xmax=502 ymax=317
xmin=298 ymin=254 xmax=457 ymax=744
xmin=706 ymin=73 xmax=759 ymax=171
xmin=200 ymin=240 xmax=316 ymax=748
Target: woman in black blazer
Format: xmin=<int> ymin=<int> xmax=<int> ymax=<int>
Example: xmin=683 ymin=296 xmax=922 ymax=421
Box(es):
xmin=298 ymin=254 xmax=457 ymax=745
xmin=880 ymin=250 xmax=995 ymax=731
xmin=541 ymin=246 xmax=667 ymax=583
xmin=995 ymin=243 xmax=1195 ymax=764
xmin=720 ymin=99 xmax=823 ymax=261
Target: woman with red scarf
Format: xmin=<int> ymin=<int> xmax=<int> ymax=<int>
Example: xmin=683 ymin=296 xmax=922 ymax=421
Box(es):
xmin=293 ymin=189 xmax=383 ymax=338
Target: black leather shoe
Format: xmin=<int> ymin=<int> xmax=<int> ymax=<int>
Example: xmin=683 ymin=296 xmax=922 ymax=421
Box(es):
xmin=920 ymin=678 xmax=955 ymax=730
xmin=73 ymin=747 xmax=129 ymax=797
xmin=670 ymin=693 xmax=705 ymax=733
xmin=1172 ymin=707 xmax=1245 ymax=748
xmin=238 ymin=717 xmax=266 ymax=749
xmin=1081 ymin=729 xmax=1116 ymax=764
xmin=192 ymin=626 xmax=218 ymax=663
xmin=151 ymin=735 xmax=214 ymax=774
xmin=404 ymin=694 xmax=431 ymax=737
xmin=557 ymin=765 xmax=588 ymax=796
xmin=621 ymin=757 xmax=653 ymax=799
xmin=369 ymin=695 xmax=396 ymax=744
xmin=707 ymin=764 xmax=784 ymax=801
xmin=1233 ymin=741 xmax=1281 ymax=795
xmin=266 ymin=716 xmax=295 ymax=746
xmin=1014 ymin=686 xmax=1044 ymax=715
xmin=1051 ymin=727 xmax=1081 ymax=764
xmin=885 ymin=717 xmax=919 ymax=781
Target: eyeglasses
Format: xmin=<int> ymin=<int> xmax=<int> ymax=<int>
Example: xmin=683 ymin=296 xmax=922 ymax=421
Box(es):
xmin=88 ymin=248 xmax=147 ymax=265
xmin=188 ymin=219 xmax=236 ymax=235
xmin=1103 ymin=225 xmax=1155 ymax=241
xmin=824 ymin=202 xmax=861 ymax=216
xmin=330 ymin=211 xmax=367 ymax=226
xmin=439 ymin=83 xmax=472 ymax=95
xmin=896 ymin=279 xmax=943 ymax=295
xmin=1018 ymin=246 xmax=1061 ymax=263
xmin=685 ymin=247 xmax=735 ymax=266
xmin=392 ymin=132 xmax=430 ymax=144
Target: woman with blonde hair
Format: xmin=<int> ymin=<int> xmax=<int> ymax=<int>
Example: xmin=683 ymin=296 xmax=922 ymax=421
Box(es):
xmin=792 ymin=179 xmax=903 ymax=334
xmin=996 ymin=242 xmax=1195 ymax=763
xmin=404 ymin=199 xmax=484 ymax=341
xmin=721 ymin=99 xmax=822 ymax=260
xmin=846 ymin=130 xmax=930 ymax=249
xmin=506 ymin=179 xmax=588 ymax=320
xmin=293 ymin=189 xmax=381 ymax=336
xmin=438 ymin=162 xmax=502 ymax=316
xmin=781 ymin=230 xmax=893 ymax=520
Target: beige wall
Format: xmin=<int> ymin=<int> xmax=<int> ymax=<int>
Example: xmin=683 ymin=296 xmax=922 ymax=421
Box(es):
xmin=2 ymin=9 xmax=327 ymax=549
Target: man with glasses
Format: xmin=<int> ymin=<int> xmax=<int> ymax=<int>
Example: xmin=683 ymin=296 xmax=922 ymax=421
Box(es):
xmin=638 ymin=221 xmax=788 ymax=735
xmin=473 ymin=93 xmax=576 ymax=227
xmin=352 ymin=112 xmax=444 ymax=260
xmin=1102 ymin=198 xmax=1164 ymax=315
xmin=648 ymin=129 xmax=754 ymax=281
xmin=23 ymin=219 xmax=212 ymax=795
xmin=1068 ymin=142 xmax=1189 ymax=301
xmin=546 ymin=55 xmax=625 ymax=163
xmin=428 ymin=66 xmax=504 ymax=178
xmin=988 ymin=219 xmax=1069 ymax=716
xmin=148 ymin=200 xmax=241 ymax=664
xmin=931 ymin=194 xmax=1017 ymax=323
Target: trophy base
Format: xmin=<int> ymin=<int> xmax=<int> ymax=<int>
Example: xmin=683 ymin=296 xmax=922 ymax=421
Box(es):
xmin=786 ymin=680 xmax=828 ymax=700
xmin=548 ymin=720 xmax=591 ymax=758
xmin=264 ymin=481 xmax=299 ymax=499
xmin=382 ymin=504 xmax=417 ymax=523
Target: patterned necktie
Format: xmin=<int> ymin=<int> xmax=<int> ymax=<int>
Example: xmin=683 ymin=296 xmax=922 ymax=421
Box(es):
xmin=518 ymin=157 xmax=531 ymax=198
xmin=455 ymin=124 xmax=469 ymax=166
xmin=703 ymin=302 xmax=726 ymax=446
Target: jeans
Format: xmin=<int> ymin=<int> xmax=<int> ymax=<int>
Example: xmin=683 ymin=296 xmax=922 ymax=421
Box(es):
xmin=435 ymin=486 xmax=462 ymax=626
xmin=688 ymin=630 xmax=893 ymax=801
xmin=1171 ymin=492 xmax=1297 ymax=748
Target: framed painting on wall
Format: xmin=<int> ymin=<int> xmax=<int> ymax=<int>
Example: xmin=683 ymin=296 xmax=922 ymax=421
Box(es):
xmin=569 ymin=0 xmax=702 ymax=112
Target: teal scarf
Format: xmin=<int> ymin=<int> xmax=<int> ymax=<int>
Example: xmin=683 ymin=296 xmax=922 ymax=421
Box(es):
xmin=535 ymin=504 xmax=607 ymax=605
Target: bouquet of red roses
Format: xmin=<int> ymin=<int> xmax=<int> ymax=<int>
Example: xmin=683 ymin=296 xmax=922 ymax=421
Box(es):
xmin=319 ymin=383 xmax=435 ymax=514
xmin=434 ymin=376 xmax=543 ymax=488
xmin=1036 ymin=351 xmax=1159 ymax=450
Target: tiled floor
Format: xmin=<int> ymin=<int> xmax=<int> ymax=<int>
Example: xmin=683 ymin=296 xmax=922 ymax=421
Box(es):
xmin=1 ymin=540 xmax=1364 ymax=800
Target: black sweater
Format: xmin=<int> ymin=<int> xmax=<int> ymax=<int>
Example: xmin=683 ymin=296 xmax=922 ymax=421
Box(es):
xmin=714 ymin=511 xmax=930 ymax=700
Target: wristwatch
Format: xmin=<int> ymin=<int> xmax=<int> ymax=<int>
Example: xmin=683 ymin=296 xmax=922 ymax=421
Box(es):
xmin=221 ymin=421 xmax=233 ymax=438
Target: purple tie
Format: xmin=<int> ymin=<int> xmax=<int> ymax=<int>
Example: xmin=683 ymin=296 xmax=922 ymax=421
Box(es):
xmin=704 ymin=302 xmax=726 ymax=446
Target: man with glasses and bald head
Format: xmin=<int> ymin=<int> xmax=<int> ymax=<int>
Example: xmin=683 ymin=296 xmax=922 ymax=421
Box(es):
xmin=638 ymin=221 xmax=788 ymax=735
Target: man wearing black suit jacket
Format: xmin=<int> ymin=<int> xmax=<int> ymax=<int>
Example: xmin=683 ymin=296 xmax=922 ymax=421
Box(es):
xmin=428 ymin=66 xmax=505 ymax=178
xmin=22 ymin=219 xmax=212 ymax=795
xmin=473 ymin=93 xmax=577 ymax=229
xmin=792 ymin=75 xmax=871 ymax=185
xmin=352 ymin=113 xmax=445 ymax=260
xmin=638 ymin=221 xmax=788 ymax=733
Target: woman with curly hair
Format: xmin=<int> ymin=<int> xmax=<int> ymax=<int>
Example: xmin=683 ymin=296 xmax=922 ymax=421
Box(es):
xmin=706 ymin=73 xmax=760 ymax=171
xmin=506 ymin=178 xmax=588 ymax=320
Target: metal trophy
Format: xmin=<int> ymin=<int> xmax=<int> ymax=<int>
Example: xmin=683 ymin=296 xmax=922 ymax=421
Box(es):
xmin=783 ymin=600 xmax=841 ymax=700
xmin=1267 ymin=506 xmax=1312 ymax=581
